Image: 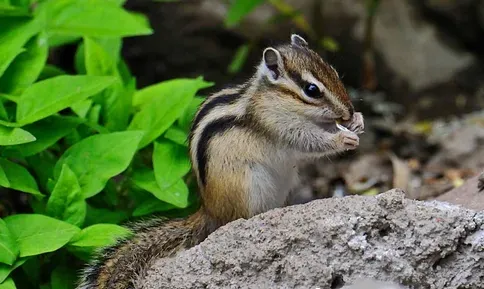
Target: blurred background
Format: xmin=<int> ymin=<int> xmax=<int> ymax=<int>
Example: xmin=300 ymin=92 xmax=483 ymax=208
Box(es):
xmin=100 ymin=0 xmax=484 ymax=203
xmin=9 ymin=0 xmax=484 ymax=208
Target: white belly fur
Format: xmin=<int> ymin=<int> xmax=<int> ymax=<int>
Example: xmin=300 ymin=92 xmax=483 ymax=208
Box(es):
xmin=248 ymin=150 xmax=299 ymax=216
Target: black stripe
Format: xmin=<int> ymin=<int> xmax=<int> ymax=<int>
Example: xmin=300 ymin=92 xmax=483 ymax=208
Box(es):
xmin=196 ymin=115 xmax=243 ymax=186
xmin=190 ymin=85 xmax=247 ymax=133
xmin=287 ymin=69 xmax=306 ymax=88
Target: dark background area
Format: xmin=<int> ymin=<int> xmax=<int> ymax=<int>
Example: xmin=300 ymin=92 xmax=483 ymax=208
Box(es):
xmin=117 ymin=0 xmax=484 ymax=121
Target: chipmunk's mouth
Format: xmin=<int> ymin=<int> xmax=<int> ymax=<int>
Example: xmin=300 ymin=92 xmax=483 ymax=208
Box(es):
xmin=315 ymin=119 xmax=338 ymax=133
xmin=315 ymin=118 xmax=350 ymax=133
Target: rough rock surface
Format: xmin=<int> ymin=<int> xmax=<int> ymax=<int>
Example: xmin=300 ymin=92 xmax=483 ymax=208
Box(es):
xmin=141 ymin=190 xmax=484 ymax=289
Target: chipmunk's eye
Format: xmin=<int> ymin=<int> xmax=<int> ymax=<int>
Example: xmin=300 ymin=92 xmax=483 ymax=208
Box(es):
xmin=303 ymin=83 xmax=321 ymax=98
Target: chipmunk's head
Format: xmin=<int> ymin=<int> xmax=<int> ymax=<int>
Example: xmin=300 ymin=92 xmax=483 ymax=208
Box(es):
xmin=256 ymin=34 xmax=354 ymax=123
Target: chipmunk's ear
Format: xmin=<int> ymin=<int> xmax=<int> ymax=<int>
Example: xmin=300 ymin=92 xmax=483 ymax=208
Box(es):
xmin=262 ymin=47 xmax=283 ymax=80
xmin=291 ymin=34 xmax=308 ymax=47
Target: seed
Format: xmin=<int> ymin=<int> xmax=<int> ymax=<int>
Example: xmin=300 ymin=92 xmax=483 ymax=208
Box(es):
xmin=336 ymin=123 xmax=350 ymax=132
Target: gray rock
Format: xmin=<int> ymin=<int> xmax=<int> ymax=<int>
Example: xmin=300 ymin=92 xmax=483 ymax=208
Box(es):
xmin=140 ymin=190 xmax=484 ymax=289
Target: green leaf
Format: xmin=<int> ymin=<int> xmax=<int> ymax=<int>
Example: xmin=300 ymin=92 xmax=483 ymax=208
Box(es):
xmin=0 ymin=158 xmax=41 ymax=196
xmin=84 ymin=37 xmax=117 ymax=76
xmin=43 ymin=0 xmax=153 ymax=37
xmin=16 ymin=75 xmax=116 ymax=125
xmin=225 ymin=0 xmax=264 ymax=27
xmin=108 ymin=0 xmax=127 ymax=5
xmin=87 ymin=104 xmax=101 ymax=124
xmin=104 ymin=78 xmax=133 ymax=131
xmin=0 ymin=165 xmax=8 ymax=187
xmin=54 ymin=131 xmax=144 ymax=198
xmin=320 ymin=37 xmax=339 ymax=52
xmin=68 ymin=224 xmax=131 ymax=248
xmin=0 ymin=258 xmax=26 ymax=283
xmin=8 ymin=0 xmax=35 ymax=7
xmin=1 ymin=116 xmax=83 ymax=157
xmin=0 ymin=2 xmax=28 ymax=17
xmin=164 ymin=125 xmax=188 ymax=147
xmin=74 ymin=42 xmax=86 ymax=75
xmin=84 ymin=205 xmax=128 ymax=226
xmin=0 ymin=17 xmax=41 ymax=78
xmin=71 ymin=99 xmax=92 ymax=118
xmin=0 ymin=102 xmax=8 ymax=121
xmin=133 ymin=78 xmax=211 ymax=108
xmin=47 ymin=34 xmax=80 ymax=47
xmin=0 ymin=219 xmax=18 ymax=266
xmin=38 ymin=65 xmax=66 ymax=81
xmin=26 ymin=152 xmax=56 ymax=193
xmin=132 ymin=196 xmax=176 ymax=217
xmin=4 ymin=214 xmax=80 ymax=257
xmin=0 ymin=49 xmax=23 ymax=80
xmin=20 ymin=255 xmax=40 ymax=286
xmin=51 ymin=266 xmax=76 ymax=289
xmin=177 ymin=96 xmax=204 ymax=131
xmin=0 ymin=94 xmax=18 ymax=104
xmin=67 ymin=224 xmax=131 ymax=261
xmin=95 ymin=37 xmax=122 ymax=64
xmin=117 ymin=58 xmax=132 ymax=85
xmin=0 ymin=32 xmax=48 ymax=95
xmin=228 ymin=44 xmax=250 ymax=74
xmin=132 ymin=168 xmax=189 ymax=208
xmin=0 ymin=277 xmax=15 ymax=289
xmin=0 ymin=126 xmax=35 ymax=146
xmin=129 ymin=77 xmax=213 ymax=148
xmin=84 ymin=36 xmax=131 ymax=130
xmin=153 ymin=140 xmax=190 ymax=190
xmin=46 ymin=164 xmax=86 ymax=227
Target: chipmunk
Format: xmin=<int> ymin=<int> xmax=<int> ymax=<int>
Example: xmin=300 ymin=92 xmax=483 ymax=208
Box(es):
xmin=77 ymin=34 xmax=364 ymax=289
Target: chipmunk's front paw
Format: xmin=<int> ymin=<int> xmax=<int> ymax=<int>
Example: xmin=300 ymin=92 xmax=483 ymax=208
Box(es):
xmin=337 ymin=130 xmax=359 ymax=151
xmin=343 ymin=112 xmax=364 ymax=134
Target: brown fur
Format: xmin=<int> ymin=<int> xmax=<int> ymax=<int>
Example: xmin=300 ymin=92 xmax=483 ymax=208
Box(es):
xmin=277 ymin=44 xmax=352 ymax=109
xmin=76 ymin=35 xmax=361 ymax=289
xmin=77 ymin=210 xmax=211 ymax=289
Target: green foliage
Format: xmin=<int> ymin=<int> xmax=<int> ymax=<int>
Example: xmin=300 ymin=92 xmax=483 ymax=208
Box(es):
xmin=16 ymin=75 xmax=116 ymax=125
xmin=228 ymin=44 xmax=250 ymax=74
xmin=129 ymin=78 xmax=212 ymax=148
xmin=50 ymin=266 xmax=77 ymax=289
xmin=0 ymin=159 xmax=41 ymax=196
xmin=69 ymin=224 xmax=132 ymax=248
xmin=153 ymin=140 xmax=191 ymax=190
xmin=225 ymin=0 xmax=265 ymax=27
xmin=4 ymin=214 xmax=80 ymax=257
xmin=46 ymin=164 xmax=85 ymax=226
xmin=0 ymin=1 xmax=211 ymax=288
xmin=0 ymin=278 xmax=15 ymax=289
xmin=0 ymin=219 xmax=18 ymax=266
xmin=53 ymin=131 xmax=144 ymax=198
xmin=132 ymin=167 xmax=189 ymax=208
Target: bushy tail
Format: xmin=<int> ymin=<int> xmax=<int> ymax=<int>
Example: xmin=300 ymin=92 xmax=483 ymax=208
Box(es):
xmin=76 ymin=210 xmax=209 ymax=289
